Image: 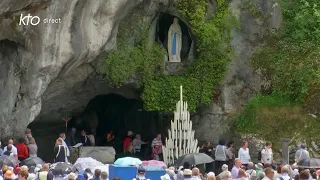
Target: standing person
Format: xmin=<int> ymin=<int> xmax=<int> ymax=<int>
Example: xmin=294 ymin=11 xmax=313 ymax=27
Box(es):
xmin=66 ymin=128 xmax=76 ymax=146
xmin=199 ymin=141 xmax=213 ymax=173
xmin=238 ymin=169 xmax=249 ymax=180
xmin=261 ymin=142 xmax=273 ymax=166
xmin=231 ymin=159 xmax=242 ymax=179
xmin=151 ymin=133 xmax=163 ymax=160
xmin=123 ymin=131 xmax=134 ymax=154
xmin=133 ymin=167 xmax=149 ymax=180
xmin=16 ymin=138 xmax=29 ymax=161
xmin=3 ymin=144 xmax=14 ymax=157
xmin=238 ymin=141 xmax=251 ymax=170
xmin=191 ymin=168 xmax=202 ymax=180
xmin=87 ymin=131 xmax=95 ymax=146
xmin=215 ymin=139 xmax=228 ymax=174
xmin=132 ymin=134 xmax=148 ymax=159
xmin=226 ymin=140 xmax=236 ymax=171
xmin=27 ymin=138 xmax=38 ymax=157
xmin=100 ymin=171 xmax=108 ymax=180
xmin=4 ymin=139 xmax=18 ymax=158
xmin=105 ymin=131 xmax=115 ymax=146
xmin=92 ymin=169 xmax=101 ymax=180
xmin=36 ymin=164 xmax=49 ymax=180
xmin=80 ymin=130 xmax=90 ymax=146
xmin=245 ymin=162 xmax=256 ymax=180
xmin=59 ymin=133 xmax=70 ymax=162
xmin=54 ymin=138 xmax=67 ymax=163
xmin=276 ymin=166 xmax=291 ymax=180
xmin=262 ymin=168 xmax=274 ymax=180
xmin=295 ymin=145 xmax=310 ymax=163
xmin=18 ymin=169 xmax=28 ymax=180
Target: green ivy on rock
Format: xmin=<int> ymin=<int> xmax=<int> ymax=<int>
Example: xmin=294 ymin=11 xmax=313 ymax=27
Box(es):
xmin=142 ymin=0 xmax=236 ymax=112
xmin=236 ymin=0 xmax=320 ymax=147
xmin=103 ymin=24 xmax=166 ymax=88
xmin=103 ymin=0 xmax=236 ymax=112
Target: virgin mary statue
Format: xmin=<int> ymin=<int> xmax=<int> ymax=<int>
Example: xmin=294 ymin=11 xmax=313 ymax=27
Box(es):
xmin=168 ymin=18 xmax=182 ymax=62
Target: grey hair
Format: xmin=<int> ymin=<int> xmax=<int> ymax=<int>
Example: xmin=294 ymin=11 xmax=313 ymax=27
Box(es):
xmin=248 ymin=162 xmax=254 ymax=169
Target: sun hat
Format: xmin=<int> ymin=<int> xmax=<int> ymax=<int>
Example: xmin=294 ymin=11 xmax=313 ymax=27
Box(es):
xmin=127 ymin=131 xmax=133 ymax=136
xmin=207 ymin=172 xmax=215 ymax=177
xmin=183 ymin=169 xmax=192 ymax=176
xmin=161 ymin=174 xmax=170 ymax=180
xmin=222 ymin=164 xmax=228 ymax=171
xmin=34 ymin=167 xmax=40 ymax=173
xmin=255 ymin=163 xmax=263 ymax=170
xmin=4 ymin=170 xmax=16 ymax=179
xmin=36 ymin=164 xmax=42 ymax=169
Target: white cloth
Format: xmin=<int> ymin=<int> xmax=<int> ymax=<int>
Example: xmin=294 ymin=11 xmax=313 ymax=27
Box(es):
xmin=261 ymin=148 xmax=273 ymax=164
xmin=3 ymin=145 xmax=17 ymax=155
xmin=238 ymin=148 xmax=251 ymax=164
xmin=59 ymin=138 xmax=70 ymax=162
xmin=59 ymin=138 xmax=70 ymax=156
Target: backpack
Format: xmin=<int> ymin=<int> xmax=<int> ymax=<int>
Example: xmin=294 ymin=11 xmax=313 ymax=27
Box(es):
xmin=258 ymin=149 xmax=264 ymax=161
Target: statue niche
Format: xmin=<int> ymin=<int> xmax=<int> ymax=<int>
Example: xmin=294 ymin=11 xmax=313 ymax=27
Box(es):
xmin=168 ymin=18 xmax=182 ymax=63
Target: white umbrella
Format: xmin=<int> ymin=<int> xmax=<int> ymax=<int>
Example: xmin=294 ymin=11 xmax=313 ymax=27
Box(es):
xmin=73 ymin=157 xmax=104 ymax=173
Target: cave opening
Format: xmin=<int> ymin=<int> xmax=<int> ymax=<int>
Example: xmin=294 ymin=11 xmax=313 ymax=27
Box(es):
xmin=157 ymin=13 xmax=192 ymax=61
xmin=68 ymin=94 xmax=170 ymax=153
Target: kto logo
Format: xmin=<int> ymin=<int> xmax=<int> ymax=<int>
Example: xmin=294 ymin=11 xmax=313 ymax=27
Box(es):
xmin=19 ymin=14 xmax=40 ymax=26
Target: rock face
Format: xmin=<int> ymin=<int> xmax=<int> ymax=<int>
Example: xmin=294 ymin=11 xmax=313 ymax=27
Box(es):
xmin=193 ymin=0 xmax=281 ymax=143
xmin=0 ymin=0 xmax=281 ymax=144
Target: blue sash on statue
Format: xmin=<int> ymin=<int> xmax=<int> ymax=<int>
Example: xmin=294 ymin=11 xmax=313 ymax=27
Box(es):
xmin=172 ymin=32 xmax=177 ymax=55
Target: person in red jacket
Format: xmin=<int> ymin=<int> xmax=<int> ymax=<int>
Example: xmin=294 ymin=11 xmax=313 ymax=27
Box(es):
xmin=16 ymin=138 xmax=29 ymax=161
xmin=123 ymin=131 xmax=134 ymax=154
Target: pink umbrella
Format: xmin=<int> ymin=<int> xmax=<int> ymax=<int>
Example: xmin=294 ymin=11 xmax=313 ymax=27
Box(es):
xmin=142 ymin=160 xmax=167 ymax=168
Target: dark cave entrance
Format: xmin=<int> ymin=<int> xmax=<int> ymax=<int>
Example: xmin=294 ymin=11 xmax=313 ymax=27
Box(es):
xmin=157 ymin=13 xmax=192 ymax=61
xmin=68 ymin=94 xmax=170 ymax=153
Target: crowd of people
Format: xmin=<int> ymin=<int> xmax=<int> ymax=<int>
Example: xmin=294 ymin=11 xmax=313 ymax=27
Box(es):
xmin=199 ymin=140 xmax=311 ymax=175
xmin=0 ymin=129 xmax=38 ymax=161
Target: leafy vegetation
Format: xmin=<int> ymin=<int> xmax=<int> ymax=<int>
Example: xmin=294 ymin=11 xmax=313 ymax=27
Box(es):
xmin=142 ymin=0 xmax=236 ymax=111
xmin=103 ymin=24 xmax=166 ymax=87
xmin=103 ymin=0 xmax=236 ymax=112
xmin=236 ymin=0 xmax=320 ymax=147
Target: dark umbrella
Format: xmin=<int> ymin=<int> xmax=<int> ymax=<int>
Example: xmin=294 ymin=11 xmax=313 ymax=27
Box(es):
xmin=50 ymin=162 xmax=73 ymax=175
xmin=174 ymin=153 xmax=214 ymax=166
xmin=297 ymin=158 xmax=320 ymax=168
xmin=21 ymin=157 xmax=45 ymax=167
xmin=0 ymin=156 xmax=20 ymax=167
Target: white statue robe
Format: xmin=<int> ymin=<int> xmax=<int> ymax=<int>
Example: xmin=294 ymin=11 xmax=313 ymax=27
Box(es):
xmin=168 ymin=23 xmax=182 ymax=62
